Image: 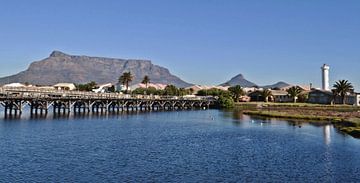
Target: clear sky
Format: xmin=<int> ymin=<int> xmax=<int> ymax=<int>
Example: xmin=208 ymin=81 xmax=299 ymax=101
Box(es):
xmin=0 ymin=0 xmax=359 ymax=90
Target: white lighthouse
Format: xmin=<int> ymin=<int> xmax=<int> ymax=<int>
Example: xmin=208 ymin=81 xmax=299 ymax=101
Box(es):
xmin=321 ymin=64 xmax=330 ymax=91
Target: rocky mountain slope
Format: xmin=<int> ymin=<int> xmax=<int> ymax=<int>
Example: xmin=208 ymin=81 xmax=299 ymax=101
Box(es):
xmin=0 ymin=51 xmax=192 ymax=87
xmin=220 ymin=74 xmax=258 ymax=87
xmin=262 ymin=81 xmax=291 ymax=89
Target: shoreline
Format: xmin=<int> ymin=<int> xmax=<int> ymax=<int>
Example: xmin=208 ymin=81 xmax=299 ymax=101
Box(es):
xmin=236 ymin=103 xmax=360 ymax=138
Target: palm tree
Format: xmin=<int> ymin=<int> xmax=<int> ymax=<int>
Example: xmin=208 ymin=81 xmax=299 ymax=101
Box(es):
xmin=261 ymin=89 xmax=272 ymax=102
xmin=333 ymin=80 xmax=354 ymax=104
xmin=228 ymin=85 xmax=244 ymax=102
xmin=141 ymin=75 xmax=150 ymax=88
xmin=287 ymin=86 xmax=303 ymax=103
xmin=331 ymin=89 xmax=339 ymax=105
xmin=119 ymin=72 xmax=133 ymax=93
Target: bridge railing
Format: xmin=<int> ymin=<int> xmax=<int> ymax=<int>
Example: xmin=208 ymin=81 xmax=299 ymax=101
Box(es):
xmin=0 ymin=87 xmax=216 ymax=101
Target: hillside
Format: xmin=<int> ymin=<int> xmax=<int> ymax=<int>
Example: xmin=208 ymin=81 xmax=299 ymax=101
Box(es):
xmin=0 ymin=51 xmax=192 ymax=87
xmin=220 ymin=74 xmax=257 ymax=87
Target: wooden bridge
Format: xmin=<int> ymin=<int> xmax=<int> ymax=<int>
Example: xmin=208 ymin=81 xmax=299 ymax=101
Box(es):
xmin=0 ymin=87 xmax=216 ymax=116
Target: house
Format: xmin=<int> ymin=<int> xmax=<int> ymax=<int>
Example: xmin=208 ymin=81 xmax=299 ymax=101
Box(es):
xmin=248 ymin=90 xmax=266 ymax=102
xmin=308 ymin=90 xmax=334 ymax=104
xmin=243 ymin=87 xmax=261 ymax=93
xmin=53 ymin=83 xmax=76 ymax=91
xmin=239 ymin=95 xmax=251 ymax=102
xmin=355 ymin=94 xmax=360 ymax=106
xmin=271 ymin=90 xmax=293 ymax=102
xmin=92 ymin=83 xmax=114 ymax=93
xmin=308 ymin=90 xmax=360 ymax=105
xmin=248 ymin=89 xmax=292 ymax=102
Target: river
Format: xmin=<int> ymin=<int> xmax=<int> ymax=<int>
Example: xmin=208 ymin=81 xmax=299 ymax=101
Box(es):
xmin=0 ymin=109 xmax=359 ymax=182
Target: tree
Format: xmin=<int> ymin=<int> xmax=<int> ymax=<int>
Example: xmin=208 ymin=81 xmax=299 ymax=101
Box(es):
xmin=76 ymin=81 xmax=97 ymax=91
xmin=196 ymin=88 xmax=230 ymax=97
xmin=141 ymin=75 xmax=150 ymax=88
xmin=119 ymin=72 xmax=133 ymax=93
xmin=218 ymin=96 xmax=235 ymax=108
xmin=261 ymin=89 xmax=272 ymax=102
xmin=331 ymin=89 xmax=339 ymax=105
xmin=287 ymin=86 xmax=303 ymax=103
xmin=228 ymin=85 xmax=244 ymax=102
xmin=333 ymin=80 xmax=354 ymax=104
xmin=164 ymin=85 xmax=178 ymax=96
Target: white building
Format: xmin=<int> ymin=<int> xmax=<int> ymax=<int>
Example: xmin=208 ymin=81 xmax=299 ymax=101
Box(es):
xmin=321 ymin=64 xmax=330 ymax=91
xmin=53 ymin=83 xmax=76 ymax=91
xmin=3 ymin=83 xmax=27 ymax=88
xmin=354 ymin=93 xmax=360 ymax=106
xmin=92 ymin=83 xmax=113 ymax=93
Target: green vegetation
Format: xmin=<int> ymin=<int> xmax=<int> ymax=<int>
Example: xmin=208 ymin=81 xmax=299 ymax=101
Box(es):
xmin=197 ymin=88 xmax=230 ymax=97
xmin=243 ymin=110 xmax=342 ymax=122
xmin=286 ymin=86 xmax=303 ymax=103
xmin=76 ymin=81 xmax=97 ymax=91
xmin=132 ymin=87 xmax=161 ymax=95
xmin=333 ymin=80 xmax=354 ymax=104
xmin=163 ymin=85 xmax=179 ymax=96
xmin=236 ymin=102 xmax=360 ymax=138
xmin=141 ymin=75 xmax=150 ymax=88
xmin=228 ymin=85 xmax=245 ymax=102
xmin=131 ymin=85 xmax=192 ymax=96
xmin=196 ymin=88 xmax=234 ymax=108
xmin=119 ymin=72 xmax=133 ymax=93
xmin=218 ymin=96 xmax=235 ymax=108
xmin=260 ymin=89 xmax=272 ymax=102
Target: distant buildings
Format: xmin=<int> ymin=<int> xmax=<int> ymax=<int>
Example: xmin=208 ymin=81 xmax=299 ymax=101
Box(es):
xmin=308 ymin=89 xmax=360 ymax=105
xmin=53 ymin=83 xmax=76 ymax=91
xmin=308 ymin=90 xmax=334 ymax=104
xmin=248 ymin=89 xmax=295 ymax=102
xmin=185 ymin=85 xmax=230 ymax=94
xmin=92 ymin=83 xmax=113 ymax=93
xmin=131 ymin=83 xmax=167 ymax=90
xmin=3 ymin=83 xmax=27 ymax=88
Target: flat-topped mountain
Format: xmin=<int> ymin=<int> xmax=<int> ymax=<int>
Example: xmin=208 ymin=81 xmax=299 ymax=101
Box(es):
xmin=0 ymin=51 xmax=192 ymax=87
xmin=220 ymin=74 xmax=258 ymax=87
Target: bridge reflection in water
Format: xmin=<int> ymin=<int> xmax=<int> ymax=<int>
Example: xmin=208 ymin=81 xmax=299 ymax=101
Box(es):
xmin=0 ymin=87 xmax=216 ymax=117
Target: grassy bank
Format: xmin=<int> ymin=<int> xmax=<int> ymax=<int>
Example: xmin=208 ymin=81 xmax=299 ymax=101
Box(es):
xmin=236 ymin=102 xmax=360 ymax=138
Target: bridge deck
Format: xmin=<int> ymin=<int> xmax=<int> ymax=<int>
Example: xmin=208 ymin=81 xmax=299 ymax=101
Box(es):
xmin=0 ymin=87 xmax=217 ymax=116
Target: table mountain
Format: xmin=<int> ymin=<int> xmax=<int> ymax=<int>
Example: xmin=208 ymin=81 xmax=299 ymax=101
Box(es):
xmin=220 ymin=74 xmax=257 ymax=87
xmin=0 ymin=51 xmax=192 ymax=87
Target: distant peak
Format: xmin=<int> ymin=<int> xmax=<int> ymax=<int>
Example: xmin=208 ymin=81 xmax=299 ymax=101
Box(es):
xmin=50 ymin=50 xmax=68 ymax=57
xmin=233 ymin=74 xmax=244 ymax=79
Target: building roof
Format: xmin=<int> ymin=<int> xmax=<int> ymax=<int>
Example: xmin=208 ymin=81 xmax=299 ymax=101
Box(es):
xmin=53 ymin=83 xmax=76 ymax=89
xmin=3 ymin=83 xmax=27 ymax=88
xmin=271 ymin=90 xmax=289 ymax=96
xmin=309 ymin=89 xmax=333 ymax=95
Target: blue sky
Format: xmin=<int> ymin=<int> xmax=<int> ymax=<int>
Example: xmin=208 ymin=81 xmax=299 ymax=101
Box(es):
xmin=0 ymin=0 xmax=359 ymax=90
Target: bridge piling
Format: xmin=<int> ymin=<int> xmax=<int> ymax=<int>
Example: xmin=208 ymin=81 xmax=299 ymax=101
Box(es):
xmin=0 ymin=88 xmax=216 ymax=117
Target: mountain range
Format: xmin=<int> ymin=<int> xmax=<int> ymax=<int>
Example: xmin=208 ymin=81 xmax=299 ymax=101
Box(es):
xmin=0 ymin=51 xmax=192 ymax=88
xmin=0 ymin=51 xmax=292 ymax=89
xmin=220 ymin=74 xmax=291 ymax=89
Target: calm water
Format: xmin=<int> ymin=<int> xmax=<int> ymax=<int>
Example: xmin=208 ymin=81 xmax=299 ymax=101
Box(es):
xmin=0 ymin=109 xmax=359 ymax=182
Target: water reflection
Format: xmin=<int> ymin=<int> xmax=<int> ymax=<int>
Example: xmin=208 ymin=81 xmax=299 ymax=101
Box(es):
xmin=0 ymin=109 xmax=359 ymax=182
xmin=225 ymin=109 xmax=348 ymax=144
xmin=324 ymin=125 xmax=331 ymax=145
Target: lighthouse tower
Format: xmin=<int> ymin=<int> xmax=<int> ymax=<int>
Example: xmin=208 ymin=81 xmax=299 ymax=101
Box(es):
xmin=321 ymin=64 xmax=330 ymax=91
